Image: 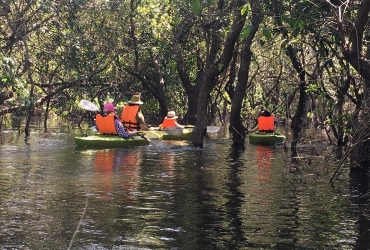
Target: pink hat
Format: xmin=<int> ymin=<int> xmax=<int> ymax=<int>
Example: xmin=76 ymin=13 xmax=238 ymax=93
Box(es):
xmin=103 ymin=103 xmax=117 ymax=112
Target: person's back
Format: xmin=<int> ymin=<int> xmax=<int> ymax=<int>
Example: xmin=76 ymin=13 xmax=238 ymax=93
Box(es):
xmin=257 ymin=115 xmax=275 ymax=132
xmin=159 ymin=111 xmax=184 ymax=130
xmin=121 ymin=95 xmax=153 ymax=131
xmin=96 ymin=103 xmax=136 ymax=138
xmin=248 ymin=110 xmax=277 ymax=133
xmin=121 ymin=104 xmax=140 ymax=130
xmin=96 ymin=112 xmax=117 ymax=134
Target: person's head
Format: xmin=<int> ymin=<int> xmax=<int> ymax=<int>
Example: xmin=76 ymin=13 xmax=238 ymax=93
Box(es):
xmin=166 ymin=111 xmax=178 ymax=120
xmin=259 ymin=110 xmax=271 ymax=117
xmin=103 ymin=103 xmax=117 ymax=113
xmin=128 ymin=95 xmax=143 ymax=105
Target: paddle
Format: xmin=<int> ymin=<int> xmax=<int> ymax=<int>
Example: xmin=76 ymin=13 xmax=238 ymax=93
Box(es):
xmin=79 ymin=99 xmax=150 ymax=142
xmin=153 ymin=124 xmax=220 ymax=133
xmin=206 ymin=126 xmax=220 ymax=133
xmin=122 ymin=124 xmax=151 ymax=142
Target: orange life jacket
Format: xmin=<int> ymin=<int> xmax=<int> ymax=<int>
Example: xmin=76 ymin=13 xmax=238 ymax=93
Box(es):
xmin=161 ymin=118 xmax=176 ymax=129
xmin=95 ymin=113 xmax=117 ymax=135
xmin=258 ymin=116 xmax=275 ymax=132
xmin=121 ymin=105 xmax=140 ymax=130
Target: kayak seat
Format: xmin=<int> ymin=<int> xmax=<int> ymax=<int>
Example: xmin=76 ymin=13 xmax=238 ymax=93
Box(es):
xmin=258 ymin=129 xmax=274 ymax=133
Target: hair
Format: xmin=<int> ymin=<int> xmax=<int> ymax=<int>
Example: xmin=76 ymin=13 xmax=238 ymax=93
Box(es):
xmin=259 ymin=110 xmax=271 ymax=117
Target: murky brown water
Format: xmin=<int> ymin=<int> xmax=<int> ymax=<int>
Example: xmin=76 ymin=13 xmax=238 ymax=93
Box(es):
xmin=0 ymin=129 xmax=369 ymax=250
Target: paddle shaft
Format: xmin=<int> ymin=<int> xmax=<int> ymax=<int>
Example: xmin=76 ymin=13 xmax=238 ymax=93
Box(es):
xmin=122 ymin=124 xmax=150 ymax=142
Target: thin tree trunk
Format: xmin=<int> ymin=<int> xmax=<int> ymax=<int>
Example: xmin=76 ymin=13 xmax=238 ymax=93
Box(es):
xmin=44 ymin=98 xmax=50 ymax=132
xmin=272 ymin=0 xmax=307 ymax=160
xmin=191 ymin=0 xmax=247 ymax=147
xmin=230 ymin=0 xmax=262 ymax=150
xmin=23 ymin=38 xmax=35 ymax=138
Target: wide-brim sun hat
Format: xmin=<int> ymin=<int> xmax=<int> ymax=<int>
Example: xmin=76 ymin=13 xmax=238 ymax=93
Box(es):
xmin=128 ymin=95 xmax=143 ymax=104
xmin=103 ymin=103 xmax=117 ymax=112
xmin=166 ymin=111 xmax=178 ymax=119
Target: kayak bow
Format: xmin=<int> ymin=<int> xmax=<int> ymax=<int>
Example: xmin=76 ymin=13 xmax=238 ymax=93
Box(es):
xmin=248 ymin=131 xmax=286 ymax=146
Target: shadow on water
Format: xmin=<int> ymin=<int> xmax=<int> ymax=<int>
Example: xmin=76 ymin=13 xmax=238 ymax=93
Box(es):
xmin=350 ymin=169 xmax=370 ymax=250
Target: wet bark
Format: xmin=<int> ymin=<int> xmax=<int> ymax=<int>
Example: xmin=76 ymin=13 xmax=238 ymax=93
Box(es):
xmin=337 ymin=0 xmax=370 ymax=173
xmin=43 ymin=98 xmax=50 ymax=132
xmin=272 ymin=0 xmax=307 ymax=159
xmin=230 ymin=0 xmax=262 ymax=150
xmin=23 ymin=38 xmax=35 ymax=139
xmin=172 ymin=37 xmax=199 ymax=124
xmin=191 ymin=0 xmax=248 ymax=147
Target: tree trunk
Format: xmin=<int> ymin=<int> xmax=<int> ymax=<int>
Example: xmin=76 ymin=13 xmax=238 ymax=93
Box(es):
xmin=349 ymin=80 xmax=370 ymax=174
xmin=272 ymin=0 xmax=308 ymax=160
xmin=338 ymin=0 xmax=370 ymax=173
xmin=191 ymin=1 xmax=248 ymax=147
xmin=43 ymin=98 xmax=50 ymax=132
xmin=23 ymin=38 xmax=35 ymax=139
xmin=230 ymin=0 xmax=262 ymax=151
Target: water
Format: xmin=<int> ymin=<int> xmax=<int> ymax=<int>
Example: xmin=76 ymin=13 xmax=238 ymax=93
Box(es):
xmin=0 ymin=130 xmax=369 ymax=249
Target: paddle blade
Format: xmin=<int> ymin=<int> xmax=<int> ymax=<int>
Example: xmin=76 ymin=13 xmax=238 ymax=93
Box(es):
xmin=206 ymin=126 xmax=220 ymax=133
xmin=80 ymin=100 xmax=99 ymax=111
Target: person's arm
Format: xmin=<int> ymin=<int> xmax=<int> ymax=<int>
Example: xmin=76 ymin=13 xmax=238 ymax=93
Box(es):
xmin=248 ymin=125 xmax=258 ymax=133
xmin=175 ymin=121 xmax=185 ymax=129
xmin=137 ymin=112 xmax=153 ymax=130
xmin=139 ymin=123 xmax=153 ymax=131
xmin=114 ymin=119 xmax=136 ymax=138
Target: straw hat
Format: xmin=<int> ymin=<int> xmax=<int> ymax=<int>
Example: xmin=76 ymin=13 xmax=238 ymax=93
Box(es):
xmin=166 ymin=111 xmax=178 ymax=119
xmin=103 ymin=103 xmax=117 ymax=112
xmin=128 ymin=95 xmax=143 ymax=104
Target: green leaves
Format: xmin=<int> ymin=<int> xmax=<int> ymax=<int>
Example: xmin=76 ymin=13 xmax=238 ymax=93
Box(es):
xmin=193 ymin=0 xmax=201 ymax=15
xmin=281 ymin=16 xmax=307 ymax=31
xmin=242 ymin=24 xmax=252 ymax=39
xmin=262 ymin=27 xmax=272 ymax=40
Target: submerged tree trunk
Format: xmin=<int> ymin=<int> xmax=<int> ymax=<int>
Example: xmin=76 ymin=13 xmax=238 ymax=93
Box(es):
xmin=272 ymin=0 xmax=307 ymax=160
xmin=43 ymin=98 xmax=50 ymax=132
xmin=23 ymin=38 xmax=35 ymax=139
xmin=349 ymin=80 xmax=370 ymax=174
xmin=191 ymin=1 xmax=247 ymax=147
xmin=338 ymin=0 xmax=370 ymax=173
xmin=230 ymin=0 xmax=262 ymax=151
xmin=173 ymin=39 xmax=199 ymax=124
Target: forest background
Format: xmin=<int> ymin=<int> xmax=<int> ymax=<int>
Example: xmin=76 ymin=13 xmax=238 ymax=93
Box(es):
xmin=1 ymin=0 xmax=370 ymax=176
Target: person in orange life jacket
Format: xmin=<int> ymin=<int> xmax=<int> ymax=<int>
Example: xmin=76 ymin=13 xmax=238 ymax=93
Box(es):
xmin=95 ymin=103 xmax=137 ymax=138
xmin=121 ymin=95 xmax=153 ymax=131
xmin=159 ymin=111 xmax=185 ymax=130
xmin=248 ymin=110 xmax=278 ymax=133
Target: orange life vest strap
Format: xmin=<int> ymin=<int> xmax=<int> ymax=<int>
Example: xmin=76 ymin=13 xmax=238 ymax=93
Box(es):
xmin=95 ymin=114 xmax=117 ymax=134
xmin=161 ymin=118 xmax=176 ymax=129
xmin=258 ymin=116 xmax=275 ymax=132
xmin=121 ymin=105 xmax=140 ymax=130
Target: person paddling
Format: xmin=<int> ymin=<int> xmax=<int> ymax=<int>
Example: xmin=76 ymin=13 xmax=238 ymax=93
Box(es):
xmin=159 ymin=111 xmax=185 ymax=130
xmin=95 ymin=103 xmax=137 ymax=138
xmin=248 ymin=110 xmax=278 ymax=133
xmin=121 ymin=94 xmax=153 ymax=131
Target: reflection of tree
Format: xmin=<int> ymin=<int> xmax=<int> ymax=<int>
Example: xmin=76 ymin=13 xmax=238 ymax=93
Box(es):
xmin=225 ymin=149 xmax=247 ymax=248
xmin=349 ymin=172 xmax=370 ymax=249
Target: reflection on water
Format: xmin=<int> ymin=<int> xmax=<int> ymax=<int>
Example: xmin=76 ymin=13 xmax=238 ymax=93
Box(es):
xmin=0 ymin=131 xmax=368 ymax=249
